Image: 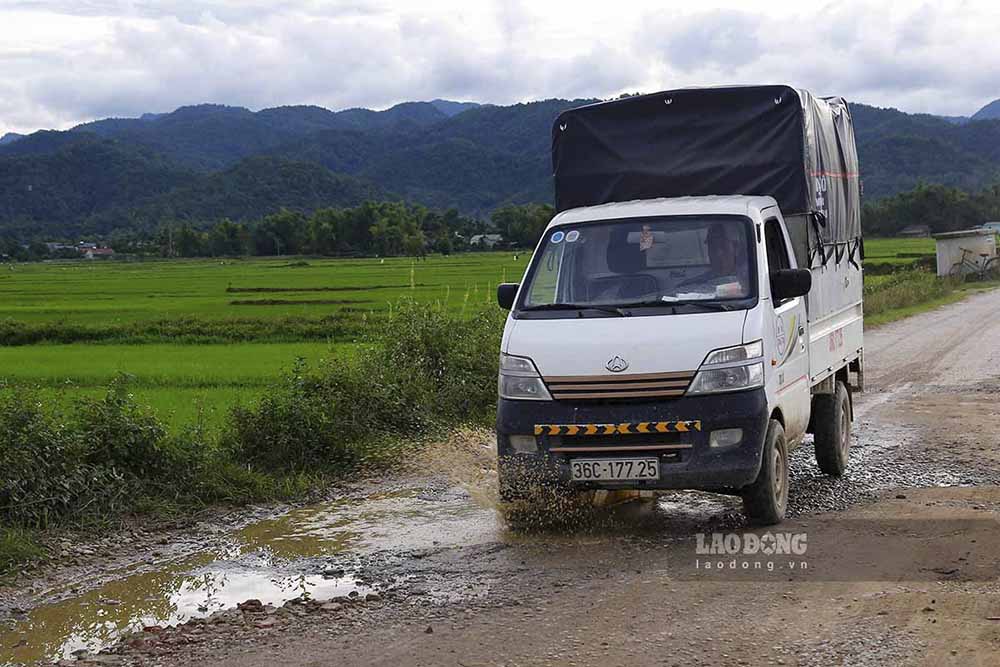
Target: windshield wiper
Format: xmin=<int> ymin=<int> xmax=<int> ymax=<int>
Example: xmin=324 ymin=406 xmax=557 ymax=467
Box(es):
xmin=659 ymin=299 xmax=733 ymax=312
xmin=522 ymin=303 xmax=629 ymax=317
xmin=593 ymin=299 xmax=734 ymax=312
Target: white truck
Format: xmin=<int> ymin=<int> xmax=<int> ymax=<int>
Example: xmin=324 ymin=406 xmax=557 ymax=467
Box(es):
xmin=495 ymin=86 xmax=864 ymax=524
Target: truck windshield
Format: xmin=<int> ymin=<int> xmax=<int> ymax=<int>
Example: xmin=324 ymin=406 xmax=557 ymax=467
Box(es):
xmin=520 ymin=216 xmax=755 ymax=313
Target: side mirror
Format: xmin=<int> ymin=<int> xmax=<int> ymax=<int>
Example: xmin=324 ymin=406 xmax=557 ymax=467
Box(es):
xmin=497 ymin=283 xmax=520 ymax=310
xmin=770 ymin=269 xmax=812 ymax=300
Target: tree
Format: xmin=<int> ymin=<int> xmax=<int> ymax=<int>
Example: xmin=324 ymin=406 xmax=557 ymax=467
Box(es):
xmin=175 ymin=223 xmax=206 ymax=257
xmin=208 ymin=219 xmax=249 ymax=256
xmin=491 ymin=203 xmax=554 ymax=248
xmin=253 ymin=209 xmax=306 ymax=256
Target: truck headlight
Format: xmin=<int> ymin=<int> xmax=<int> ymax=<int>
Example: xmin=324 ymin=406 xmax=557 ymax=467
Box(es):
xmin=688 ymin=363 xmax=764 ymax=394
xmin=687 ymin=341 xmax=764 ymax=395
xmin=702 ymin=340 xmax=763 ymax=365
xmin=498 ymin=353 xmax=552 ymax=401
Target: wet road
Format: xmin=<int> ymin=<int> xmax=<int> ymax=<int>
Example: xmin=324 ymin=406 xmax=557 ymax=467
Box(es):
xmin=4 ymin=289 xmax=1000 ymax=666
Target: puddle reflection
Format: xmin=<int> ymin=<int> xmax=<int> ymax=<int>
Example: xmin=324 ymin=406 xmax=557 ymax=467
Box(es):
xmin=2 ymin=485 xmax=740 ymax=665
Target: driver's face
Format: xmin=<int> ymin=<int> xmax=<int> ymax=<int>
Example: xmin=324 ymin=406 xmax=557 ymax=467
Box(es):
xmin=709 ymin=234 xmax=738 ymax=273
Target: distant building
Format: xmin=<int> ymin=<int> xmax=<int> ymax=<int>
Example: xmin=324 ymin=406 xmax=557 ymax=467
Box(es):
xmin=898 ymin=224 xmax=931 ymax=238
xmin=469 ymin=233 xmax=504 ymax=248
xmin=83 ymin=247 xmax=115 ymax=260
xmin=933 ymin=229 xmax=996 ymax=277
xmin=981 ymin=221 xmax=1000 ymax=234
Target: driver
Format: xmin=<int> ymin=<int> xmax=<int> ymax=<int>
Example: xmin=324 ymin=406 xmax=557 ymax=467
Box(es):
xmin=707 ymin=224 xmax=743 ymax=279
xmin=678 ymin=224 xmax=748 ymax=295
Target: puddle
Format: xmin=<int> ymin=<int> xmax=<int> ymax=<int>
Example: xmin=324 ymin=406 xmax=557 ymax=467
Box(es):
xmin=0 ymin=485 xmax=500 ymax=665
xmin=0 ymin=547 xmax=367 ymax=665
xmin=0 ymin=476 xmax=751 ymax=664
xmin=238 ymin=487 xmax=502 ymax=559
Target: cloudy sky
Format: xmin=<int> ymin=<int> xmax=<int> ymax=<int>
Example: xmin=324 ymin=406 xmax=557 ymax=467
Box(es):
xmin=2 ymin=0 xmax=999 ymax=135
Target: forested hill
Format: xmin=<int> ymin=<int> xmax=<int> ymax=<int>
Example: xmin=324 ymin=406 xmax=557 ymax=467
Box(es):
xmin=3 ymin=96 xmax=1000 ymax=238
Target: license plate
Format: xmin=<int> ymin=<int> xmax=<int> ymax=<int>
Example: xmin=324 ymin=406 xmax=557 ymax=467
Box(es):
xmin=570 ymin=458 xmax=659 ymax=481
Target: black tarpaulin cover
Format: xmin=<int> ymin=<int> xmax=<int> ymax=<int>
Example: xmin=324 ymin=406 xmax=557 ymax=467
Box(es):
xmin=552 ymin=85 xmax=861 ymax=244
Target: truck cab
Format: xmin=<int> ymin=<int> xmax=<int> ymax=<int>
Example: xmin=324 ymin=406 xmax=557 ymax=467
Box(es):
xmin=495 ymin=86 xmax=863 ymax=524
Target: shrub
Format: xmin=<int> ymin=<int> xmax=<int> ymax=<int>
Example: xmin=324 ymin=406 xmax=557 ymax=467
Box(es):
xmin=0 ymin=391 xmax=128 ymax=528
xmin=75 ymin=378 xmax=170 ymax=477
xmin=223 ymin=302 xmax=504 ymax=473
xmin=864 ymin=270 xmax=956 ymax=317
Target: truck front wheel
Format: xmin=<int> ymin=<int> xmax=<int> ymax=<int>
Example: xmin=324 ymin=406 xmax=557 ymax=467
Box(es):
xmin=741 ymin=419 xmax=789 ymax=525
xmin=813 ymin=381 xmax=851 ymax=476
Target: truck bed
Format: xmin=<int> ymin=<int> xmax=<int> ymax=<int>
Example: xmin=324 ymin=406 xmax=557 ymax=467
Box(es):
xmin=786 ymin=214 xmax=864 ymax=385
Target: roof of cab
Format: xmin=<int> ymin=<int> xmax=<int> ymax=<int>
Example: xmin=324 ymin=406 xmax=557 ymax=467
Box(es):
xmin=546 ymin=195 xmax=778 ymax=231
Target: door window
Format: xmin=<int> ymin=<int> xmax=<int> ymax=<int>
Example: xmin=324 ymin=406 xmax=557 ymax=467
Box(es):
xmin=764 ymin=219 xmax=793 ymax=303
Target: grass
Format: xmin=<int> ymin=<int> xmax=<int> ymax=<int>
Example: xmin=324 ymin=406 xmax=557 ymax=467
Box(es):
xmin=0 ymin=342 xmax=351 ymax=430
xmin=0 ymin=527 xmax=44 ymax=576
xmin=864 ymin=236 xmax=935 ymax=259
xmin=0 ymin=253 xmax=528 ymax=326
xmin=865 ymin=277 xmax=1000 ymax=327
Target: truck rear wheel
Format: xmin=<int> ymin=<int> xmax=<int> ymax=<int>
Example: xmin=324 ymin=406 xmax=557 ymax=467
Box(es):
xmin=741 ymin=420 xmax=788 ymax=525
xmin=813 ymin=381 xmax=851 ymax=476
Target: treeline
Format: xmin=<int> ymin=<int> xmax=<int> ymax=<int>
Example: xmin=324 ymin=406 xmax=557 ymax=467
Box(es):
xmin=3 ymin=201 xmax=555 ymax=260
xmin=863 ymin=182 xmax=1000 ymax=236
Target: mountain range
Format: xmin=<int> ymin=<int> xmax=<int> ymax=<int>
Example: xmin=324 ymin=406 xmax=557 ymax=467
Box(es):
xmin=2 ymin=96 xmax=1000 ymax=238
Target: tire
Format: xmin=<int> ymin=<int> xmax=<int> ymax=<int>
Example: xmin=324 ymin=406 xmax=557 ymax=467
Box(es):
xmin=813 ymin=381 xmax=851 ymax=477
xmin=983 ymin=256 xmax=1000 ymax=281
xmin=741 ymin=420 xmax=789 ymax=525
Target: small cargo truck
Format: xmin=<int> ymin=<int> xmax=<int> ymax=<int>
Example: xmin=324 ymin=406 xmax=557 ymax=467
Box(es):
xmin=495 ymin=85 xmax=864 ymax=524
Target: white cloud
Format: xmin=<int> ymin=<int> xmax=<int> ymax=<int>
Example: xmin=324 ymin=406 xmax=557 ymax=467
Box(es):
xmin=1 ymin=0 xmax=999 ymax=135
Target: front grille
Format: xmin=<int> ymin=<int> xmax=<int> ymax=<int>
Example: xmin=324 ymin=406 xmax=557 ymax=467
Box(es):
xmin=543 ymin=371 xmax=696 ymax=400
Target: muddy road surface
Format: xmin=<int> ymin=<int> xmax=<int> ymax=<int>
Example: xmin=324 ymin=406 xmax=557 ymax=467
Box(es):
xmin=4 ymin=290 xmax=1000 ymax=666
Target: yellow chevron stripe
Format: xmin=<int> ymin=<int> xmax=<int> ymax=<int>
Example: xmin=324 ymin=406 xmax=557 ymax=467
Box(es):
xmin=532 ymin=421 xmax=702 ymax=437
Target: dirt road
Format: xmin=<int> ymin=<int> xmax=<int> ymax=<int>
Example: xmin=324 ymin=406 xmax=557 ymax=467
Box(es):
xmin=5 ymin=290 xmax=1000 ymax=666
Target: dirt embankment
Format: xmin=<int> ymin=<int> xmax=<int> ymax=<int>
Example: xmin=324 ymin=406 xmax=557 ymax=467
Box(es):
xmin=4 ymin=290 xmax=1000 ymax=667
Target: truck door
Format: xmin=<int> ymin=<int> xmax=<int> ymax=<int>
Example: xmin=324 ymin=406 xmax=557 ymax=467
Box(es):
xmin=764 ymin=216 xmax=811 ymax=443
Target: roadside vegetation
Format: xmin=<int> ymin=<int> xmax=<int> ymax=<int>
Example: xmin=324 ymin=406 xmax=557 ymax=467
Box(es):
xmin=0 ymin=301 xmax=503 ymax=576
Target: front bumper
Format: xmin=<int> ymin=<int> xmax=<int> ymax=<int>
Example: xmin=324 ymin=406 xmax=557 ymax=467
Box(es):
xmin=497 ymin=389 xmax=768 ymax=491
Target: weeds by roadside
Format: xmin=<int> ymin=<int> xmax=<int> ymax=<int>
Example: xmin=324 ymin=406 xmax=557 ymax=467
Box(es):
xmin=223 ymin=301 xmax=503 ymax=472
xmin=864 ymin=270 xmax=958 ymax=318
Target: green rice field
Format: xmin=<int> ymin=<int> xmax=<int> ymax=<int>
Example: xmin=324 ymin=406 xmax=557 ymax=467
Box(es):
xmin=863 ymin=236 xmax=935 ymax=267
xmin=0 ymin=241 xmax=949 ymax=430
xmin=0 ymin=253 xmax=528 ymax=428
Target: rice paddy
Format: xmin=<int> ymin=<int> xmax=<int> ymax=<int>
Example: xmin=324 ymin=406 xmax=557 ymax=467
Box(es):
xmin=0 ymin=241 xmax=948 ymax=430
